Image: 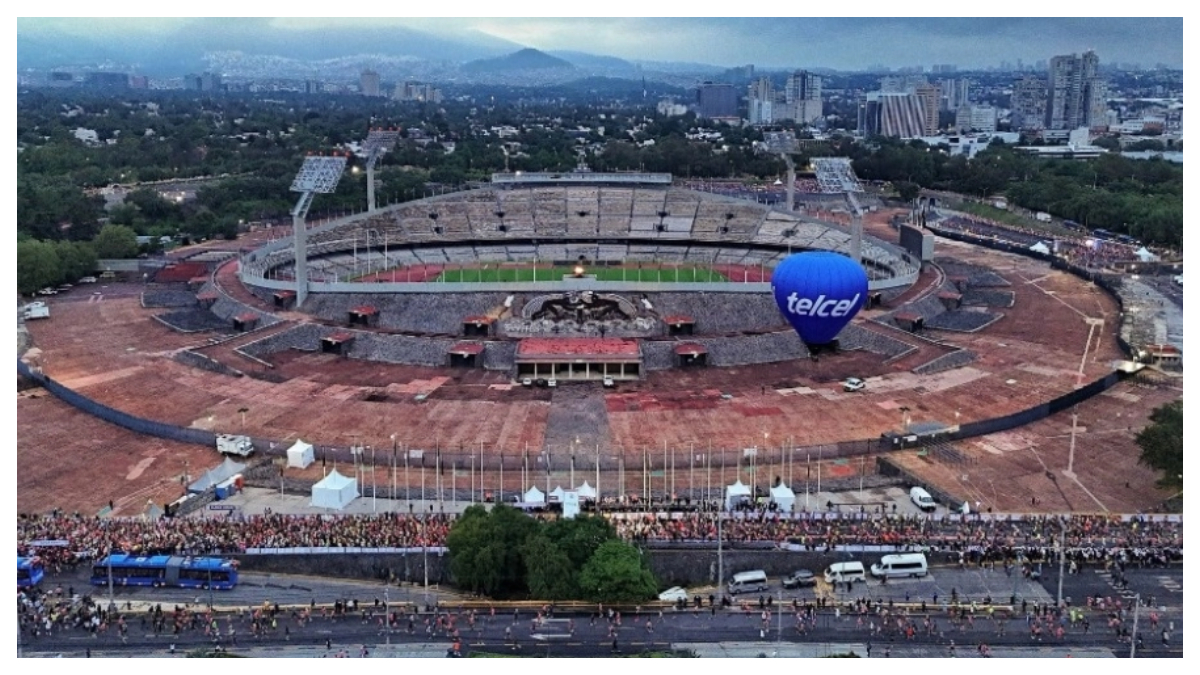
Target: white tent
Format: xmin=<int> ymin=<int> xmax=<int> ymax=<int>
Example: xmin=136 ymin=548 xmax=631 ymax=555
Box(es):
xmin=575 ymin=481 xmax=597 ymax=501
xmin=770 ymin=484 xmax=796 ymax=512
xmin=724 ymin=480 xmax=752 ymax=510
xmin=548 ymin=486 xmax=566 ymax=503
xmin=310 ymin=469 xmax=358 ymax=510
xmin=188 ymin=457 xmax=246 ymax=493
xmin=1029 ymin=241 xmax=1051 ymax=255
xmin=523 ymin=486 xmax=546 ymax=504
xmin=287 ymin=440 xmax=315 ymax=469
xmin=1135 ymin=247 xmax=1159 ymax=262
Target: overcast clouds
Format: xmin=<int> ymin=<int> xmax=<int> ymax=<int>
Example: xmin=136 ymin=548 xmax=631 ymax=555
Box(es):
xmin=17 ymin=15 xmax=1184 ymax=70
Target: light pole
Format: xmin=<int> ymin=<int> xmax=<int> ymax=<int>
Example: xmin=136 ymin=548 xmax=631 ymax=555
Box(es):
xmin=391 ymin=434 xmax=397 ymax=508
xmin=1056 ymin=516 xmax=1067 ymax=608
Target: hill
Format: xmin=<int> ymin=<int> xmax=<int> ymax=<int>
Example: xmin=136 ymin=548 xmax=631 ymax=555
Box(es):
xmin=462 ymin=48 xmax=575 ymax=73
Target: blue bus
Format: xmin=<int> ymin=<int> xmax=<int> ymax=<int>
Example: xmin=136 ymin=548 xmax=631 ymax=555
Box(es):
xmin=18 ymin=556 xmax=45 ymax=589
xmin=89 ymin=554 xmax=239 ymax=590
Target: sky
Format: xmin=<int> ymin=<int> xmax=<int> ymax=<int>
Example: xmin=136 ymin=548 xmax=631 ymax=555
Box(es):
xmin=16 ymin=13 xmax=1185 ymax=71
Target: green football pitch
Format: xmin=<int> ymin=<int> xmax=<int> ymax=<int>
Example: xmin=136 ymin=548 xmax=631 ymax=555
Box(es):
xmin=433 ymin=266 xmax=730 ymax=283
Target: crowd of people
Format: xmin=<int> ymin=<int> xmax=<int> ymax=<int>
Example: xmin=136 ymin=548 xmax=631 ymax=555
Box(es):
xmin=17 ymin=510 xmax=1181 ymax=569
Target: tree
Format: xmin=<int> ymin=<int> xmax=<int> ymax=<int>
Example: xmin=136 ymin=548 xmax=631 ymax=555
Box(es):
xmin=1136 ymin=399 xmax=1182 ymax=491
xmin=543 ymin=515 xmax=618 ymax=568
xmin=578 ymin=540 xmax=658 ymax=603
xmin=522 ymin=534 xmax=578 ymax=600
xmin=17 ymin=239 xmax=62 ymax=295
xmin=92 ymin=224 xmax=139 ymax=259
xmin=445 ymin=505 xmax=539 ymax=598
xmin=893 ymin=181 xmax=921 ymax=203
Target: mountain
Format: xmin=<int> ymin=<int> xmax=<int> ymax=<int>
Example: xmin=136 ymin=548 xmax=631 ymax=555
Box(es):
xmin=548 ymin=50 xmax=635 ymax=71
xmin=461 ymin=48 xmax=575 ymax=73
xmin=16 ymin=20 xmax=520 ymax=75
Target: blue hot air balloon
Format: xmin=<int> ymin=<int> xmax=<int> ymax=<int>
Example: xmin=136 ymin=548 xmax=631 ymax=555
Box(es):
xmin=771 ymin=251 xmax=868 ymax=345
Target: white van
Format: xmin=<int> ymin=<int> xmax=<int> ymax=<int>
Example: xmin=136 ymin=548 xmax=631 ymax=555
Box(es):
xmin=727 ymin=570 xmax=769 ymax=595
xmin=823 ymin=561 xmax=866 ymax=584
xmin=870 ymin=553 xmax=928 ymax=579
xmin=910 ymin=486 xmax=936 ymax=512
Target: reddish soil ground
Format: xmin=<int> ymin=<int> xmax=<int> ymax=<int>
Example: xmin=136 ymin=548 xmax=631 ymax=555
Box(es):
xmin=18 ymin=208 xmax=1176 ymax=515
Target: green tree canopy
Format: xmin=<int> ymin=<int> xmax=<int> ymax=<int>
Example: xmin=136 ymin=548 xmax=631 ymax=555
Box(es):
xmin=446 ymin=505 xmax=539 ymax=598
xmin=1136 ymin=399 xmax=1182 ymax=491
xmin=17 ymin=239 xmax=62 ymax=295
xmin=578 ymin=540 xmax=658 ymax=603
xmin=92 ymin=224 xmax=139 ymax=259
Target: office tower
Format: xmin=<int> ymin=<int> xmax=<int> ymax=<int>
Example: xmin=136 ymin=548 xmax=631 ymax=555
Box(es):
xmin=783 ymin=70 xmax=823 ymax=125
xmin=695 ymin=82 xmax=737 ymax=119
xmin=747 ymin=77 xmax=774 ymax=124
xmin=1011 ymin=76 xmax=1047 ymax=131
xmin=955 ymin=104 xmax=997 ymax=133
xmin=859 ymin=92 xmax=926 ymax=138
xmin=360 ymin=69 xmax=381 ymax=97
xmin=914 ymin=83 xmax=941 ymax=136
xmin=1046 ymin=51 xmax=1105 ymax=130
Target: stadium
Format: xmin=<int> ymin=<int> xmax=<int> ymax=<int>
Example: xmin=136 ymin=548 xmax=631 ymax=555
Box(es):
xmin=18 ymin=162 xmax=1173 ymax=520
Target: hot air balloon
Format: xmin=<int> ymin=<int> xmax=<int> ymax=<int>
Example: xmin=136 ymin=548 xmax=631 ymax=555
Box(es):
xmin=771 ymin=251 xmax=868 ymax=346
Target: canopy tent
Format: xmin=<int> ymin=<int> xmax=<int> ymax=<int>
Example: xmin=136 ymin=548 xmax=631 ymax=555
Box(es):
xmin=1135 ymin=247 xmax=1159 ymax=262
xmin=574 ymin=481 xmax=597 ymax=501
xmin=188 ymin=457 xmax=246 ymax=494
xmin=724 ymin=480 xmax=752 ymax=511
xmin=1029 ymin=241 xmax=1051 ymax=255
xmin=548 ymin=486 xmax=566 ymax=503
xmin=311 ymin=469 xmax=358 ymax=510
xmin=287 ymin=440 xmax=315 ymax=469
xmin=523 ymin=486 xmax=546 ymax=504
xmin=770 ymin=483 xmax=796 ymax=512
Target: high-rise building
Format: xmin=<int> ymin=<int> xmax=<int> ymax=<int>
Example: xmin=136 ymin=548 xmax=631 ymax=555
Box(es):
xmin=1011 ymin=76 xmax=1047 ymax=131
xmin=939 ymin=78 xmax=970 ymax=111
xmin=859 ymin=92 xmax=926 ymax=139
xmin=695 ymin=82 xmax=737 ymax=119
xmin=955 ymin=104 xmax=997 ymax=133
xmin=360 ymin=69 xmax=381 ymax=97
xmin=747 ymin=77 xmax=774 ymax=125
xmin=783 ymin=70 xmax=823 ymax=125
xmin=1045 ymin=51 xmax=1106 ymax=130
xmin=914 ymin=84 xmax=941 ymax=136
xmin=394 ymin=82 xmax=443 ymax=103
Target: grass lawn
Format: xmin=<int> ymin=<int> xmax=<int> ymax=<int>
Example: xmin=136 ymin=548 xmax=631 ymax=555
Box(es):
xmin=434 ymin=266 xmax=729 ymax=283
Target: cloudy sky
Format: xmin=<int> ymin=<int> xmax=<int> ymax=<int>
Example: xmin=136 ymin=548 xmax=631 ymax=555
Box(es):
xmin=17 ymin=13 xmax=1184 ymax=70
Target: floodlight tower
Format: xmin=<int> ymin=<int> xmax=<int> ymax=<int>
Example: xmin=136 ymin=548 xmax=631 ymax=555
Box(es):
xmin=812 ymin=157 xmax=866 ymax=265
xmin=362 ymin=128 xmax=401 ymax=212
xmin=762 ymin=131 xmax=800 ymax=215
xmin=290 ymin=154 xmax=348 ymax=307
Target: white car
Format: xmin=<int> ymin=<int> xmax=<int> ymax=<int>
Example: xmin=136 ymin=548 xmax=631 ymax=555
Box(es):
xmin=79 ymin=276 xmax=98 ymax=284
xmin=842 ymin=377 xmax=866 ymax=392
xmin=657 ymin=586 xmax=689 ymax=602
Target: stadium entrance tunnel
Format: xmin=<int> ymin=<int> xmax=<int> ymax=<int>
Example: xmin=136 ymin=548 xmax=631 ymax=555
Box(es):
xmin=448 ymin=342 xmax=485 ymax=368
xmin=674 ymin=342 xmax=708 ymax=367
xmin=320 ymin=332 xmax=355 ymax=355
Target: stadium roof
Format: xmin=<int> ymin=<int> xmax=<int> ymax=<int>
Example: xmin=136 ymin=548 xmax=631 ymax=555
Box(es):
xmin=322 ymin=332 xmax=355 ymax=345
xmin=674 ymin=343 xmax=707 ymax=356
xmin=233 ymin=313 xmax=259 ymax=323
xmin=349 ymin=305 xmax=379 ymax=316
xmin=662 ymin=315 xmax=695 ymax=326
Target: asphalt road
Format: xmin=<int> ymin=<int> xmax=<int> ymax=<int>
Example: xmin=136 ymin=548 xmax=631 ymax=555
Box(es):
xmin=21 ymin=564 xmax=1182 ymax=658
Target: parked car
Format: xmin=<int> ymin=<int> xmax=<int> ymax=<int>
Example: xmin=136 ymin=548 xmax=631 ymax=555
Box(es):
xmin=657 ymin=586 xmax=689 ymax=602
xmin=782 ymin=569 xmax=817 ymax=589
xmin=842 ymin=377 xmax=866 ymax=392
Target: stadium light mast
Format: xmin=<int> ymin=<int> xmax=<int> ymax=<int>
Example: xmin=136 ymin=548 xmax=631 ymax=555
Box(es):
xmin=812 ymin=157 xmax=866 ymax=265
xmin=290 ymin=154 xmax=348 ymax=307
xmin=362 ymin=128 xmax=401 ymax=213
xmin=761 ymin=131 xmax=800 ymax=215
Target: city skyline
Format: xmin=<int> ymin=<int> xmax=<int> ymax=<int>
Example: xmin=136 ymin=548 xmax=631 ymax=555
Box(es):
xmin=17 ymin=15 xmax=1184 ymax=72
